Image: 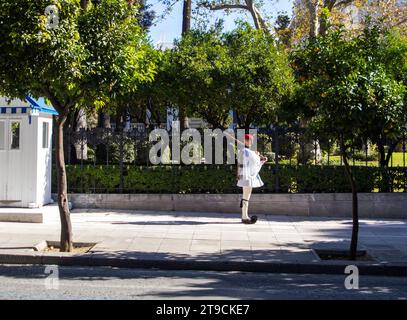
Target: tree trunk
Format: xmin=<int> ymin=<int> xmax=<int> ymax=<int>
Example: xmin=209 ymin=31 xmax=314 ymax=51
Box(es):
xmin=377 ymin=141 xmax=390 ymax=192
xmin=340 ymin=139 xmax=358 ymax=260
xmin=297 ymin=118 xmax=321 ymax=164
xmin=378 ymin=141 xmax=386 ymax=167
xmin=103 ymin=112 xmax=111 ymax=128
xmin=182 ymin=0 xmax=192 ymax=35
xmin=80 ymin=0 xmax=89 ymax=10
xmin=306 ymin=0 xmax=320 ymax=38
xmin=203 ymin=0 xmax=269 ymax=33
xmin=74 ymin=108 xmax=88 ymax=161
xmin=384 ymin=139 xmax=400 ymax=167
xmin=55 ymin=113 xmax=73 ymax=252
xmin=377 ymin=139 xmax=399 ymax=192
xmin=180 ymin=0 xmax=192 ymax=129
xmin=95 ymin=111 xmax=111 ymax=164
xmin=246 ymin=0 xmax=268 ymax=31
xmin=179 ymin=105 xmax=189 ymax=131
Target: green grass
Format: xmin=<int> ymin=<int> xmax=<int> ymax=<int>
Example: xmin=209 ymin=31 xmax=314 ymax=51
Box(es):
xmin=391 ymin=152 xmax=407 ymax=167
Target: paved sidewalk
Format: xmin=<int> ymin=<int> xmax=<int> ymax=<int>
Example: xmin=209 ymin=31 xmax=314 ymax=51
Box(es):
xmin=0 ymin=205 xmax=407 ymax=273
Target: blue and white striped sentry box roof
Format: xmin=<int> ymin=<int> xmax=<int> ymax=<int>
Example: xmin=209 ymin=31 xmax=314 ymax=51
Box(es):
xmin=0 ymin=96 xmax=58 ymax=115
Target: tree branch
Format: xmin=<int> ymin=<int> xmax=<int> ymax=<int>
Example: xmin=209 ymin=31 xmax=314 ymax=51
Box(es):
xmin=201 ymin=1 xmax=269 ymax=32
xmin=334 ymin=0 xmax=355 ymax=8
xmin=202 ymin=3 xmax=248 ymax=11
xmin=42 ymin=85 xmax=68 ymax=115
xmin=324 ymin=0 xmax=337 ymax=11
xmin=394 ymin=18 xmax=407 ymax=27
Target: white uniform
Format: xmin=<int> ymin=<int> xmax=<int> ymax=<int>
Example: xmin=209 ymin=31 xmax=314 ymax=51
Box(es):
xmin=237 ymin=148 xmax=264 ymax=188
xmin=237 ymin=147 xmax=264 ymax=221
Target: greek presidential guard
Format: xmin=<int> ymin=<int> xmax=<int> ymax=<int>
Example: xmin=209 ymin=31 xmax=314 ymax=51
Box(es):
xmin=237 ymin=134 xmax=267 ymax=224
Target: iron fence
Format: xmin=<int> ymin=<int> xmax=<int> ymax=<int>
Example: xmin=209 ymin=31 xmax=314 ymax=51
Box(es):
xmin=56 ymin=125 xmax=407 ymax=193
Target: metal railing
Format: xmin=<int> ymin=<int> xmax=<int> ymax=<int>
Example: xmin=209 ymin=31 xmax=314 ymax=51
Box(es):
xmin=57 ymin=125 xmax=407 ymax=193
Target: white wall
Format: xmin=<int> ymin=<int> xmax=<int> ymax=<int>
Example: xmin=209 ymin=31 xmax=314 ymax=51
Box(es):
xmin=0 ymin=111 xmax=53 ymax=208
xmin=0 ymin=98 xmax=28 ymax=108
xmin=36 ymin=114 xmax=53 ymax=206
xmin=0 ymin=112 xmax=36 ymax=207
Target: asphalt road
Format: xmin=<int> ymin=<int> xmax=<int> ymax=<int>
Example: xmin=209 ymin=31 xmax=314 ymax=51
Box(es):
xmin=0 ymin=264 xmax=406 ymax=300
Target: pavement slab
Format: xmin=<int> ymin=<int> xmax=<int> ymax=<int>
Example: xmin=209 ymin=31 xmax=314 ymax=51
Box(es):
xmin=0 ymin=205 xmax=407 ymax=275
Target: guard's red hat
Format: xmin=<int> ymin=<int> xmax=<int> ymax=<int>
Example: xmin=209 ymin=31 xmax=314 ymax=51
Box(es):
xmin=244 ymin=134 xmax=254 ymax=141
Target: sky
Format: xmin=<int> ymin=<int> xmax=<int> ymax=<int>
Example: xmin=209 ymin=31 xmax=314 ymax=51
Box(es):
xmin=147 ymin=0 xmax=294 ymax=45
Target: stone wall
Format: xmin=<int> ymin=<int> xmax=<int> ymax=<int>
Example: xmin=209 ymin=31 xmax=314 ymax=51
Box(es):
xmin=58 ymin=193 xmax=407 ymax=219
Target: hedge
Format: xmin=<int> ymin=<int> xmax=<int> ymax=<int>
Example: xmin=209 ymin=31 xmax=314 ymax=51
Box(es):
xmin=52 ymin=164 xmax=407 ymax=194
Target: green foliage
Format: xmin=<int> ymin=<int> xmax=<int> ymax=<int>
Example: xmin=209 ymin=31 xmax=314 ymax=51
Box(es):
xmin=0 ymin=0 xmax=157 ymax=113
xmin=123 ymin=48 xmax=172 ymax=126
xmin=360 ymin=24 xmax=407 ymax=86
xmin=54 ymin=164 xmax=407 ymax=194
xmin=145 ymin=23 xmax=295 ymax=129
xmin=351 ymin=151 xmax=378 ymax=162
xmin=124 ymin=166 xmax=175 ymax=193
xmin=165 ymin=27 xmax=233 ymax=128
xmin=0 ymin=0 xmax=85 ymax=106
xmin=291 ymin=26 xmax=407 ymax=149
xmin=78 ymin=0 xmax=158 ymax=108
xmin=291 ymin=166 xmax=378 ymax=193
xmin=223 ymin=23 xmax=295 ymax=128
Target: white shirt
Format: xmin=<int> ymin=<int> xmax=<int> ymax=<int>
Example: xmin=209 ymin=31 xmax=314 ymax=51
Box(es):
xmin=237 ymin=147 xmax=264 ymax=188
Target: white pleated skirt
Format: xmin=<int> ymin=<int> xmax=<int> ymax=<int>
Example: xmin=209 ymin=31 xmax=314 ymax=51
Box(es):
xmin=237 ymin=174 xmax=264 ymax=188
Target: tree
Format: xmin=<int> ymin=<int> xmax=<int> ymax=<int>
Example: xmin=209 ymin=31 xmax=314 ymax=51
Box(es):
xmin=180 ymin=0 xmax=193 ymax=130
xmin=200 ymin=0 xmax=270 ymax=32
xmin=158 ymin=23 xmax=294 ymax=130
xmin=288 ymin=1 xmax=362 ymax=164
xmin=291 ymin=27 xmax=406 ymax=259
xmin=363 ymin=0 xmax=407 ymax=34
xmin=136 ymin=0 xmax=156 ymax=30
xmin=81 ymin=0 xmax=158 ymax=168
xmin=223 ymin=24 xmax=295 ymax=128
xmin=158 ymin=0 xmax=191 ymax=33
xmin=290 ymin=0 xmax=407 ymax=44
xmin=111 ymin=47 xmax=162 ymax=129
xmin=0 ymin=0 xmax=85 ymax=252
xmin=290 ymin=0 xmax=369 ymax=42
xmin=356 ymin=24 xmax=407 ymax=171
xmin=165 ymin=28 xmax=232 ymax=129
xmin=275 ymin=14 xmax=292 ymax=47
xmin=0 ymin=0 xmax=156 ymax=251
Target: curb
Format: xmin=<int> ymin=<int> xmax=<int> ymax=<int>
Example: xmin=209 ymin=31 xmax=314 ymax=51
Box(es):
xmin=1 ymin=252 xmax=407 ymax=276
xmin=0 ymin=212 xmax=43 ymax=223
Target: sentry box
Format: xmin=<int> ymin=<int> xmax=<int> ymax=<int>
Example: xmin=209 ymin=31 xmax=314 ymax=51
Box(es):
xmin=0 ymin=96 xmax=57 ymax=208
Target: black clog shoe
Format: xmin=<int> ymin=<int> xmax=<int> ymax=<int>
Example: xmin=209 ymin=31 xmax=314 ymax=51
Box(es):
xmin=250 ymin=215 xmax=258 ymax=224
xmin=242 ymin=216 xmax=258 ymax=224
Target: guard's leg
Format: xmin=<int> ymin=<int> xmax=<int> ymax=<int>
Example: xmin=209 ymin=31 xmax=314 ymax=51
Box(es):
xmin=241 ymin=187 xmax=252 ymax=221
